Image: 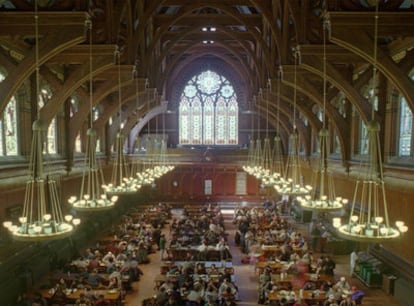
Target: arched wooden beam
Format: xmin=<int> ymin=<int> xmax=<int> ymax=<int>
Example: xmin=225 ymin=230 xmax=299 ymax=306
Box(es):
xmin=129 ymin=101 xmax=168 ymax=152
xmin=154 ymin=26 xmax=263 ymax=90
xmin=68 ymin=77 xmax=147 ymax=154
xmin=0 ymin=52 xmax=17 ymax=75
xmin=163 ymin=51 xmax=254 ymax=105
xmin=132 ymin=0 xmax=169 ymax=61
xmin=93 ymin=88 xmax=156 ymax=133
xmin=127 ymin=102 xmax=168 ymax=152
xmin=144 ymin=3 xmax=269 ymax=79
xmin=281 ymin=71 xmax=348 ymax=132
xmin=328 ymin=12 xmax=414 ymax=113
xmin=68 ymin=72 xmax=144 ymax=139
xmin=39 ymin=54 xmax=117 ymax=126
xmin=257 ymin=93 xmax=310 ymax=156
xmin=277 ymin=76 xmax=324 ymax=130
xmin=248 ymin=0 xmax=282 ymax=66
xmin=279 ymin=71 xmax=350 ymax=162
xmin=300 ymin=51 xmax=373 ymax=123
xmin=0 ymin=12 xmax=87 ymax=115
xmin=159 ymin=44 xmax=255 ymax=94
xmin=94 ymin=89 xmax=157 ymax=146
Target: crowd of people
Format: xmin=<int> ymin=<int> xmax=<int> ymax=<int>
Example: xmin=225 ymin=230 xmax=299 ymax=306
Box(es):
xmin=147 ymin=203 xmax=239 ymax=306
xmin=233 ymin=201 xmax=364 ymax=306
xmin=18 ymin=201 xmax=368 ymax=306
xmin=19 ymin=203 xmax=172 ymax=306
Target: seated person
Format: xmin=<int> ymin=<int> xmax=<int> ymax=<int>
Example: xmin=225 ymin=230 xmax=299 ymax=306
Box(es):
xmin=75 ymin=293 xmax=92 ymax=306
xmin=303 ymin=280 xmax=317 ymax=290
xmin=93 ymin=294 xmax=110 ymax=306
xmin=198 ymin=240 xmax=208 ymax=260
xmin=194 ymin=262 xmax=206 ymax=275
xmin=204 ymin=281 xmax=219 ymax=303
xmin=218 ymin=278 xmax=237 ymax=301
xmin=334 ymin=277 xmax=351 ymax=292
xmin=107 ymin=276 xmax=121 ymax=290
xmin=350 ymin=286 xmax=364 ymax=305
xmin=87 ymin=269 xmax=104 ymax=288
xmin=208 ymin=264 xmax=220 ymax=275
xmin=105 ymin=257 xmax=117 ymax=274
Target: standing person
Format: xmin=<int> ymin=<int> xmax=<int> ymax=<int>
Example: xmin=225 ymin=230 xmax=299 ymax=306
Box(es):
xmin=310 ymin=222 xmax=321 ymax=252
xmin=159 ymin=234 xmax=166 ymax=260
xmin=350 ymin=250 xmax=358 ymax=276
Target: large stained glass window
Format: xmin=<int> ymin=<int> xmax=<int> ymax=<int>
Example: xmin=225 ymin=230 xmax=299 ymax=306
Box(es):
xmin=359 ymin=121 xmax=368 ymax=155
xmin=399 ymin=97 xmax=413 ymax=157
xmin=0 ymin=68 xmax=19 ymax=156
xmin=179 ymin=70 xmax=238 ymax=145
xmin=39 ymin=86 xmax=57 ymax=154
xmin=397 ymin=73 xmax=414 ymax=157
xmin=0 ymin=96 xmax=18 ymax=156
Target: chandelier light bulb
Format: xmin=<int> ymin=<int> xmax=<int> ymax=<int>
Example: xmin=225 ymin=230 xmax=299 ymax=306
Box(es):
xmin=19 ymin=217 xmax=27 ymax=224
xmin=375 ymin=216 xmax=384 ymax=224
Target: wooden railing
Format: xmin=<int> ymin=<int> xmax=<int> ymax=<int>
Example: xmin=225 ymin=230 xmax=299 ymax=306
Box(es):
xmin=369 ymin=245 xmax=414 ymax=283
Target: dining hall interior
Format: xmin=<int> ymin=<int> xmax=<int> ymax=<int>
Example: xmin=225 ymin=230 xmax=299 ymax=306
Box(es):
xmin=0 ymin=0 xmax=414 ymax=305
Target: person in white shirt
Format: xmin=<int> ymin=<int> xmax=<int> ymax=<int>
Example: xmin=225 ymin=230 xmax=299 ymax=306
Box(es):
xmin=350 ymin=251 xmax=358 ymax=276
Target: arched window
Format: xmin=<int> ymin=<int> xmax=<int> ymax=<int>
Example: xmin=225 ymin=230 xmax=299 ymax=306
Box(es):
xmin=397 ymin=72 xmax=414 ymax=157
xmin=179 ymin=70 xmax=238 ymax=145
xmin=0 ymin=96 xmax=18 ymax=156
xmin=359 ymin=121 xmax=368 ymax=155
xmin=38 ymin=85 xmax=57 ymax=154
xmin=0 ymin=68 xmax=18 ymax=156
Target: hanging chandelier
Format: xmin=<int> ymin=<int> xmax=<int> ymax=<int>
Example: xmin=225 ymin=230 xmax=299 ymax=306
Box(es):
xmin=3 ymin=1 xmax=80 ymax=241
xmin=250 ymin=92 xmax=266 ymax=179
xmin=298 ymin=128 xmax=347 ymax=211
xmin=298 ymin=13 xmax=347 ymax=212
xmin=332 ymin=1 xmax=407 ymax=241
xmin=261 ymin=82 xmax=284 ymax=188
xmin=243 ymin=98 xmax=257 ymax=175
xmin=102 ymin=47 xmax=139 ymax=195
xmin=125 ymin=66 xmax=146 ymax=189
xmin=274 ymin=48 xmax=312 ymax=197
xmin=158 ymin=107 xmax=175 ymax=174
xmin=270 ymin=68 xmax=287 ymax=188
xmin=68 ymin=18 xmax=118 ymax=211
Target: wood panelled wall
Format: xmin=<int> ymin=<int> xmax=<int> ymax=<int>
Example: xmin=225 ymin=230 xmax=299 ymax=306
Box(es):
xmin=0 ymin=159 xmax=413 ymax=264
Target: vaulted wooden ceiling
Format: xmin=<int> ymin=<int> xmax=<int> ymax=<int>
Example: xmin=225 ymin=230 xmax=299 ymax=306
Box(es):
xmin=0 ymin=0 xmax=414 ymax=160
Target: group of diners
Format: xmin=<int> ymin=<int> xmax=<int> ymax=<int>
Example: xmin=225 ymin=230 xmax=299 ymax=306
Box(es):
xmin=233 ymin=202 xmax=364 ymax=306
xmin=166 ymin=204 xmax=231 ymax=262
xmin=152 ymin=260 xmax=238 ymax=306
xmin=21 ymin=203 xmax=171 ymax=306
xmin=144 ymin=203 xmax=239 ymax=306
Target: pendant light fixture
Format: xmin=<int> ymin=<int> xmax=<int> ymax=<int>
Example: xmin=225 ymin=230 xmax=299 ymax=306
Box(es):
xmin=260 ymin=82 xmax=280 ymax=187
xmin=102 ymin=47 xmax=138 ymax=195
xmin=68 ymin=17 xmax=118 ymax=211
xmin=3 ymin=0 xmax=80 ymax=240
xmin=126 ymin=66 xmax=145 ymax=189
xmin=274 ymin=48 xmax=312 ymax=196
xmin=243 ymin=97 xmax=257 ymax=175
xmin=297 ymin=12 xmax=347 ymax=211
xmin=332 ymin=1 xmax=407 ymax=241
xmin=271 ymin=67 xmax=287 ymax=188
